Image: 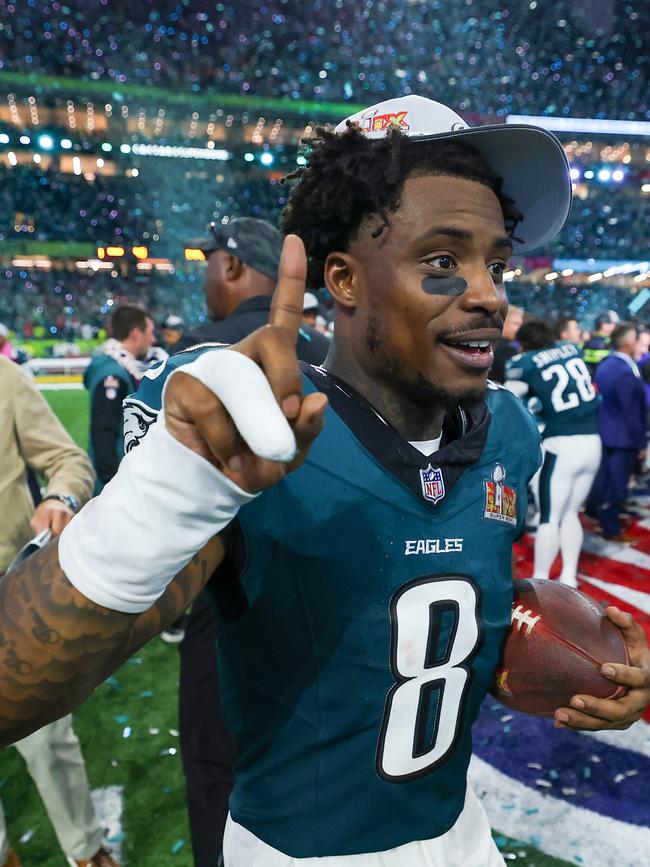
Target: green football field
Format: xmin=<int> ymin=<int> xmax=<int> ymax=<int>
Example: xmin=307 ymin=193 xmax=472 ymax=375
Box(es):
xmin=0 ymin=388 xmax=572 ymax=867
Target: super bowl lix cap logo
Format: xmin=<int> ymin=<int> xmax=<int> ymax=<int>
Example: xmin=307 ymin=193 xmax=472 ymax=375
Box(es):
xmin=483 ymin=463 xmax=517 ymax=526
xmin=358 ymin=108 xmax=410 ymax=133
xmin=420 ymin=464 xmax=445 ymax=505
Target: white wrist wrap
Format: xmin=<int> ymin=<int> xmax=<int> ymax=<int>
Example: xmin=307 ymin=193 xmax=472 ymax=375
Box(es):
xmin=59 ymin=421 xmax=257 ymax=613
xmin=170 ymin=349 xmax=297 ymax=462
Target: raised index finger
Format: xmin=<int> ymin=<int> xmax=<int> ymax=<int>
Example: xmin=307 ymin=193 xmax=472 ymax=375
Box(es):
xmin=269 ymin=234 xmax=308 ymax=337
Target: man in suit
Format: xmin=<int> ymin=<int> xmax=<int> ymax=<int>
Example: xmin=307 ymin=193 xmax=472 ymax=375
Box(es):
xmin=588 ymin=322 xmax=647 ymax=541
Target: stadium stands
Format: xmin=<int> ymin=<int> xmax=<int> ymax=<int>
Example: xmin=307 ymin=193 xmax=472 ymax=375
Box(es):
xmin=0 ymin=0 xmax=647 ymax=120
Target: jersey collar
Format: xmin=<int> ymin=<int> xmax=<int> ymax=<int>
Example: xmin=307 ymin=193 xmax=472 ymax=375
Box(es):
xmin=302 ymin=365 xmax=491 ymax=510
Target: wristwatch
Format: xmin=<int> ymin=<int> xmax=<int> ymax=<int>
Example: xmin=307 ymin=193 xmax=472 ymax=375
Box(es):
xmin=41 ymin=493 xmax=80 ymax=513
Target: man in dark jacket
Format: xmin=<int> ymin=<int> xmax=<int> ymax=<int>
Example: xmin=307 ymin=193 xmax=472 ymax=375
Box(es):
xmin=588 ymin=322 xmax=647 ymax=540
xmin=177 ymin=217 xmax=329 ymax=363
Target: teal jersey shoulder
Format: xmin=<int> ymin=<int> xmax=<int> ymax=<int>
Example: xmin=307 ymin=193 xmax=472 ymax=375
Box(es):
xmin=122 ymin=342 xmax=225 ymax=452
xmin=212 ymin=375 xmax=540 ymax=857
xmin=505 ymin=342 xmax=598 ymax=438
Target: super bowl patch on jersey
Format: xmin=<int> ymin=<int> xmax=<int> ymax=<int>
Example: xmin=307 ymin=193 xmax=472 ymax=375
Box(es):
xmin=483 ymin=463 xmax=517 ymax=526
xmin=419 ymin=463 xmax=445 ymax=504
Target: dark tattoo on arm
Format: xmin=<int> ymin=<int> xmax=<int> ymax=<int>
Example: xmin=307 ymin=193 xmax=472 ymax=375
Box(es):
xmin=0 ymin=534 xmax=225 ymax=746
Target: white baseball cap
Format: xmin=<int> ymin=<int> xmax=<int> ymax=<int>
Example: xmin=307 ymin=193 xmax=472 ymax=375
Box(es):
xmin=334 ymin=95 xmax=572 ymax=254
xmin=303 ymin=292 xmax=320 ymax=312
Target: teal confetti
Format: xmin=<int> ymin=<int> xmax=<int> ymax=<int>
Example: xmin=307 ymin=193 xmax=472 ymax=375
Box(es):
xmin=583 ymin=766 xmax=592 ymax=779
xmin=162 ymin=786 xmax=173 ymax=794
xmin=524 ymin=808 xmax=539 ymax=816
xmin=171 ymin=840 xmax=185 ymax=854
xmin=107 ymin=832 xmax=125 ymax=843
xmin=114 ymin=714 xmax=129 ymax=724
xmin=494 ymin=836 xmax=508 ymax=848
xmin=105 ymin=676 xmax=120 ymax=689
xmin=549 ymin=769 xmax=559 ymax=780
xmin=140 ymin=690 xmax=154 ymax=698
xmin=127 ymin=657 xmax=143 ymax=665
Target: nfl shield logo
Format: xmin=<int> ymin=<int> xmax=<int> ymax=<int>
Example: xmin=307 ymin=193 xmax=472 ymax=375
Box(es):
xmin=419 ymin=464 xmax=445 ymax=504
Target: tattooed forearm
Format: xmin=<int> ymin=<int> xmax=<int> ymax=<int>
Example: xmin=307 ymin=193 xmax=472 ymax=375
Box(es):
xmin=0 ymin=534 xmax=225 ymax=747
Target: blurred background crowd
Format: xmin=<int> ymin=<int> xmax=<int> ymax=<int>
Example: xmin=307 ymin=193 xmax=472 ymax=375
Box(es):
xmin=0 ymin=0 xmax=647 ymax=354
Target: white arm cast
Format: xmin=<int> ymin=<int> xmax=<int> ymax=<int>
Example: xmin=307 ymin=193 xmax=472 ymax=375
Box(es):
xmin=59 ymin=349 xmax=295 ymax=613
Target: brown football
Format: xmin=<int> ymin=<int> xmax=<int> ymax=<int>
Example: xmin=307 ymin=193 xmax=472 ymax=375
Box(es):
xmin=493 ymin=579 xmax=628 ymax=716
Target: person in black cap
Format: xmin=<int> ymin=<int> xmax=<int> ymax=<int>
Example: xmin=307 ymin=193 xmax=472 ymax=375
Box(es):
xmin=177 ymin=217 xmax=329 ymax=363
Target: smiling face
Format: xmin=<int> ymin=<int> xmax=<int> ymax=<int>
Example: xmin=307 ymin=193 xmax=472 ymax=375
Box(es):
xmin=326 ymin=173 xmax=511 ymax=422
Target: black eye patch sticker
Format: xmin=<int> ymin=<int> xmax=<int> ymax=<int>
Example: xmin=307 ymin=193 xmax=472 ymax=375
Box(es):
xmin=421 ymin=276 xmax=468 ymax=296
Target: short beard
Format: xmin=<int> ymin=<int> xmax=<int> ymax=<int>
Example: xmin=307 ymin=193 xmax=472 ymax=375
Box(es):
xmin=365 ymin=311 xmax=487 ymax=415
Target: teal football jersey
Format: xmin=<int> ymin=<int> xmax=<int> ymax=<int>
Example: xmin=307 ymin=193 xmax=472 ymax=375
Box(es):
xmin=125 ymin=348 xmax=542 ymax=858
xmin=505 ymin=342 xmax=598 ymax=438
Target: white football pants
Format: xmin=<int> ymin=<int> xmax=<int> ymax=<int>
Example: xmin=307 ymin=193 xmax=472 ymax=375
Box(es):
xmin=223 ymin=784 xmax=505 ymax=867
xmin=533 ymin=434 xmax=602 ymax=586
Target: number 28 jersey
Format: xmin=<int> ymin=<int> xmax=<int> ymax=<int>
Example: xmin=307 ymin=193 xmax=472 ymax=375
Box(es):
xmin=125 ymin=350 xmax=541 ymax=859
xmin=505 ymin=341 xmax=598 ymax=438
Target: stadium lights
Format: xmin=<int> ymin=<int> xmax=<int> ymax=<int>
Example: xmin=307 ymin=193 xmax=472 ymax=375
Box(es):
xmin=101 ymin=143 xmax=113 ymax=152
xmin=120 ymin=144 xmax=132 ymax=154
xmin=561 ymin=269 xmax=574 ymax=277
xmin=634 ymin=272 xmax=650 ymax=283
xmin=244 ymin=152 xmax=255 ymax=162
xmin=8 ymin=152 xmax=17 ymax=166
xmin=0 ymin=133 xmax=9 ymax=145
xmin=60 ymin=138 xmax=73 ymax=149
xmin=132 ymin=246 xmax=148 ymax=259
xmin=642 ymin=184 xmax=650 ymax=194
xmin=259 ymin=152 xmax=274 ymax=166
xmin=37 ymin=134 xmax=55 ymax=151
xmin=184 ymin=248 xmax=206 ymax=262
xmin=611 ymin=169 xmax=625 ymax=182
xmin=296 ymin=155 xmax=308 ymax=166
xmin=131 ymin=143 xmax=230 ymax=161
xmin=545 ymin=271 xmax=559 ymax=281
xmin=597 ymin=168 xmax=611 ymax=182
xmin=19 ymin=135 xmax=30 ymax=145
xmin=584 ymin=170 xmax=595 ymax=179
xmin=106 ymin=246 xmax=125 ymax=257
xmin=569 ymin=167 xmax=581 ymax=181
xmin=587 ymin=272 xmax=604 ymax=283
xmin=72 ymin=156 xmax=81 ymax=175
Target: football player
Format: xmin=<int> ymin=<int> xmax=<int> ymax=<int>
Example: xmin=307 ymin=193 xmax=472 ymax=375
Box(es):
xmin=505 ymin=318 xmax=600 ymax=586
xmin=1 ymin=97 xmax=650 ymax=867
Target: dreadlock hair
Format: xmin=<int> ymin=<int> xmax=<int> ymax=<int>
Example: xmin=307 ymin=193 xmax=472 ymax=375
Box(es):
xmin=282 ymin=123 xmax=524 ymax=289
